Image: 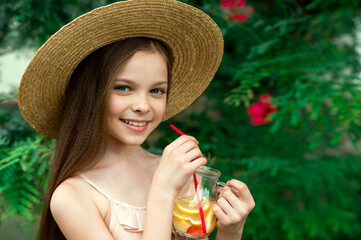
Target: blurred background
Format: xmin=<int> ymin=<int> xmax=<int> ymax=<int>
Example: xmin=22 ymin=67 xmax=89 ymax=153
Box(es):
xmin=1 ymin=0 xmax=361 ymax=239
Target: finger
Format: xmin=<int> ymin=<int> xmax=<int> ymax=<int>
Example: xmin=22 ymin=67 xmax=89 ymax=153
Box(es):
xmin=217 ymin=187 xmax=230 ymax=194
xmin=188 ymin=157 xmax=207 ymax=172
xmin=184 ymin=148 xmax=203 ymax=162
xmin=168 ymin=135 xmax=198 ymax=149
xmin=227 ymin=180 xmax=254 ymax=204
xmin=219 ymin=189 xmax=243 ymax=212
xmin=229 ymin=186 xmax=241 ymax=197
xmin=223 ymin=188 xmax=255 ymax=216
xmin=212 ymin=203 xmax=227 ymax=222
xmin=177 ymin=140 xmax=199 ymax=154
xmin=216 ymin=196 xmax=238 ymax=217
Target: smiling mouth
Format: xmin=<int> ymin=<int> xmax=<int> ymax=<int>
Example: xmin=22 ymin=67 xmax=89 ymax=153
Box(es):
xmin=120 ymin=119 xmax=148 ymax=127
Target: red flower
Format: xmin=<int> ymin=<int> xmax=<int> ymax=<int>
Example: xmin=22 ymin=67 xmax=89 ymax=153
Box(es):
xmin=235 ymin=0 xmax=247 ymax=7
xmin=247 ymin=103 xmax=264 ymax=116
xmin=220 ymin=0 xmax=234 ymax=9
xmin=220 ymin=0 xmax=246 ymax=9
xmin=247 ymin=94 xmax=277 ymax=126
xmin=219 ymin=0 xmax=254 ymax=23
xmin=259 ymin=93 xmax=272 ymax=102
xmin=230 ymin=14 xmax=248 ymax=23
xmin=251 ymin=116 xmax=270 ymax=126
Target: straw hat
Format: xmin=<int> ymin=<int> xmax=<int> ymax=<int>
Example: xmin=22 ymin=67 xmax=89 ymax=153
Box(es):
xmin=18 ymin=0 xmax=224 ymax=139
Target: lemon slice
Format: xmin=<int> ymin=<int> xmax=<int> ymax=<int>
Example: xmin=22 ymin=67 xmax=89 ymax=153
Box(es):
xmin=189 ymin=215 xmax=202 ymax=226
xmin=205 ymin=205 xmax=216 ymax=232
xmin=175 ymin=196 xmax=211 ymax=215
xmin=173 ymin=208 xmax=189 ymax=221
xmin=189 ymin=201 xmax=216 ymax=228
xmin=173 ymin=218 xmax=191 ymax=232
xmin=173 ymin=197 xmax=216 ymax=232
xmin=173 ymin=200 xmax=202 ymax=226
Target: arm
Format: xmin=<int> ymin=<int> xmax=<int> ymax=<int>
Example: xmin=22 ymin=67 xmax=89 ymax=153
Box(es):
xmin=142 ymin=180 xmax=175 ymax=240
xmin=50 ymin=180 xmax=115 ymax=240
xmin=142 ymin=135 xmax=207 ymax=240
xmin=213 ymin=180 xmax=255 ymax=240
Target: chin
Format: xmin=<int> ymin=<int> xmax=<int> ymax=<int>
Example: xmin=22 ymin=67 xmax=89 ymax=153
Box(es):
xmin=106 ymin=132 xmax=146 ymax=147
xmin=121 ymin=132 xmax=151 ymax=146
xmin=126 ymin=138 xmax=147 ymax=146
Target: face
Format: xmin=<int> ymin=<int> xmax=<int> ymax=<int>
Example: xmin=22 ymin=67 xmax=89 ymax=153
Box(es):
xmin=107 ymin=50 xmax=168 ymax=146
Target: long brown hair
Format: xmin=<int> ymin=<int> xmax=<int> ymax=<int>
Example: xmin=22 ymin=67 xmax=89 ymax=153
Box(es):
xmin=39 ymin=37 xmax=172 ymax=240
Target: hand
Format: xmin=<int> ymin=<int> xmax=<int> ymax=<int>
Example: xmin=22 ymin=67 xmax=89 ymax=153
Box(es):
xmin=213 ymin=179 xmax=255 ymax=239
xmin=153 ymin=135 xmax=207 ymax=198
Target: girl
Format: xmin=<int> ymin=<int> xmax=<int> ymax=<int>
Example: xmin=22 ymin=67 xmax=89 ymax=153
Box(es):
xmin=18 ymin=1 xmax=255 ymax=240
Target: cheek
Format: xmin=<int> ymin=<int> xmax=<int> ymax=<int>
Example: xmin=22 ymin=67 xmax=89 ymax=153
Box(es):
xmin=108 ymin=96 xmax=127 ymax=117
xmin=107 ymin=100 xmax=124 ymax=130
xmin=159 ymin=99 xmax=167 ymax=115
xmin=153 ymin=98 xmax=167 ymax=118
xmin=108 ymin=101 xmax=118 ymax=116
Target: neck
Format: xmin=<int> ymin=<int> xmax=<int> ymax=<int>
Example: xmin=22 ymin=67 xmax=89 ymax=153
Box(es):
xmin=97 ymin=135 xmax=151 ymax=168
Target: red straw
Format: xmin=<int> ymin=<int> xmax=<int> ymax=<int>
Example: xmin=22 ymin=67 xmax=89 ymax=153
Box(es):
xmin=170 ymin=124 xmax=207 ymax=234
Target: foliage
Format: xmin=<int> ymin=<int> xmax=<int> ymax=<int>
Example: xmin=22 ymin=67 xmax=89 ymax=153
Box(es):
xmin=0 ymin=136 xmax=52 ymax=221
xmin=211 ymin=155 xmax=361 ymax=240
xmin=158 ymin=86 xmax=361 ymax=239
xmin=0 ymin=0 xmax=113 ymax=55
xmin=0 ymin=91 xmax=35 ymax=143
xmin=1 ymin=0 xmax=361 ymax=240
xmin=157 ymin=0 xmax=361 ymax=239
xmin=0 ymin=95 xmax=53 ymax=223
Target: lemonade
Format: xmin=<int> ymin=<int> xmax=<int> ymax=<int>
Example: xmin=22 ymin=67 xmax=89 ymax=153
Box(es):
xmin=173 ymin=196 xmax=216 ymax=238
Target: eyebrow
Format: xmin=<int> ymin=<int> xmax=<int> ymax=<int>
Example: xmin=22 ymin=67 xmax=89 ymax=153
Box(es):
xmin=114 ymin=78 xmax=168 ymax=86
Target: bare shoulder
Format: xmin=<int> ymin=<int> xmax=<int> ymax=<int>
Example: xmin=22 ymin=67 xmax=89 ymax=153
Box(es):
xmin=50 ymin=176 xmax=114 ymax=240
xmin=50 ymin=176 xmax=90 ymax=217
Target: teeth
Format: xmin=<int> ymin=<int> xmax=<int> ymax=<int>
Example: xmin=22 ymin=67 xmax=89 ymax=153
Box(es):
xmin=122 ymin=119 xmax=147 ymax=127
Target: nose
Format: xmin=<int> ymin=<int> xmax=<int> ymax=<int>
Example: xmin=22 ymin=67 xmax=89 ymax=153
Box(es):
xmin=131 ymin=94 xmax=150 ymax=114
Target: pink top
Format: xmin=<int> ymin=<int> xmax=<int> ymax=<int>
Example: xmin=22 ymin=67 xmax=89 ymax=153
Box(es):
xmin=79 ymin=174 xmax=188 ymax=240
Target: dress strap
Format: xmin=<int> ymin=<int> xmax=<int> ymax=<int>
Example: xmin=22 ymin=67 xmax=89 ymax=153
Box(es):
xmin=79 ymin=173 xmax=114 ymax=202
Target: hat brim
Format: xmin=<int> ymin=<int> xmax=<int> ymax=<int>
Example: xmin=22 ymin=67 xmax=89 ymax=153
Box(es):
xmin=18 ymin=0 xmax=224 ymax=139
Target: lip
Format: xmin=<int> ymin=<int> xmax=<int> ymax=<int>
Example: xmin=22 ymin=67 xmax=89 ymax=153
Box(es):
xmin=120 ymin=118 xmax=150 ymax=132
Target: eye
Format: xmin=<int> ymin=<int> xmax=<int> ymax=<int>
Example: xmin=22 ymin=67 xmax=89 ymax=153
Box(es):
xmin=151 ymin=88 xmax=166 ymax=95
xmin=115 ymin=86 xmax=130 ymax=92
